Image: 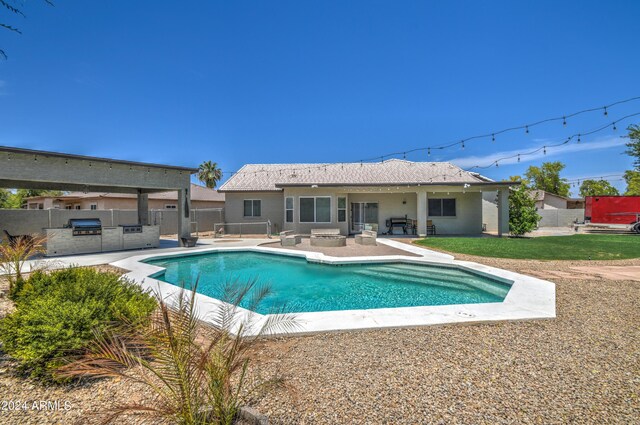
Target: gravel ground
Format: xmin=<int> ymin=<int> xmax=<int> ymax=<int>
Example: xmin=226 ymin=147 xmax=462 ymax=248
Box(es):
xmin=1 ymin=253 xmax=639 ymax=424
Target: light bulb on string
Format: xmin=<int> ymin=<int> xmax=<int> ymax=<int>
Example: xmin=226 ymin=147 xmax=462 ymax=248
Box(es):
xmin=563 ymin=116 xmax=567 ymax=127
xmin=517 ymin=154 xmax=520 ymax=163
xmin=492 ymin=134 xmax=495 ymax=142
xmin=525 ymin=125 xmax=529 ymax=134
xmin=577 ymin=134 xmax=581 ymax=143
xmin=495 ymin=161 xmax=499 ymax=168
xmin=603 ymin=106 xmax=608 ymax=116
xmin=613 ymin=122 xmax=617 ymax=131
xmin=427 ymin=148 xmax=431 ymax=157
xmin=543 ymin=146 xmax=547 ymax=155
xmin=461 ymin=140 xmax=465 ymax=150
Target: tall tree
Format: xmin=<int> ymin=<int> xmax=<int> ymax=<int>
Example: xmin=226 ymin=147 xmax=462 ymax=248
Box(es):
xmin=197 ymin=161 xmax=223 ymax=189
xmin=3 ymin=189 xmax=62 ymax=209
xmin=1 ymin=0 xmax=54 ymax=59
xmin=624 ymin=124 xmax=640 ymax=170
xmin=0 ymin=188 xmax=10 ymax=208
xmin=624 ymin=170 xmax=640 ymax=196
xmin=524 ymin=161 xmax=570 ymax=197
xmin=579 ymin=180 xmax=620 ymax=197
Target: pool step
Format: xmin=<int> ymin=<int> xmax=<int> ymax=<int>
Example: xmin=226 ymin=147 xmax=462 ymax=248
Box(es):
xmin=353 ymin=269 xmax=475 ymax=293
xmin=355 ymin=266 xmax=510 ymax=298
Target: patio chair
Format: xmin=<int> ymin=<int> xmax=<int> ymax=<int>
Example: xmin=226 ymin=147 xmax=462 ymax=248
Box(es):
xmin=427 ymin=220 xmax=436 ymax=235
xmin=280 ymin=230 xmax=301 ymax=247
xmin=355 ymin=229 xmax=377 ymax=246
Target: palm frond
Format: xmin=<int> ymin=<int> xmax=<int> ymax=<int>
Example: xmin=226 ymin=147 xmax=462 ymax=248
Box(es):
xmin=0 ymin=23 xmax=22 ymax=34
xmin=0 ymin=0 xmax=25 ymax=17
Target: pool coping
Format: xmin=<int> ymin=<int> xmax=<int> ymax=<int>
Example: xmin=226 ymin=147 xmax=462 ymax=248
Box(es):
xmin=110 ymin=239 xmax=556 ymax=336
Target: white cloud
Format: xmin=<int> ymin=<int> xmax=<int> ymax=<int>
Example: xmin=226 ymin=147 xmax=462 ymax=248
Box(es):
xmin=449 ymin=136 xmax=627 ymax=169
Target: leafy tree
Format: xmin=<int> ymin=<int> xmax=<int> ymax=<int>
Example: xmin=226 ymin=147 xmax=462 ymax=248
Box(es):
xmin=197 ymin=160 xmax=223 ymax=189
xmin=624 ymin=124 xmax=640 ymax=170
xmin=0 ymin=188 xmax=10 ymax=208
xmin=579 ymin=179 xmax=620 ymax=197
xmin=509 ymin=184 xmax=541 ymax=236
xmin=624 ymin=170 xmax=640 ymax=196
xmin=524 ymin=161 xmax=570 ymax=197
xmin=3 ymin=189 xmax=63 ymax=209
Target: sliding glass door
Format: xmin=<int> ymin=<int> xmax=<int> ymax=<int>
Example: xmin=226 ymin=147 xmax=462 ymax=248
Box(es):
xmin=350 ymin=202 xmax=379 ymax=233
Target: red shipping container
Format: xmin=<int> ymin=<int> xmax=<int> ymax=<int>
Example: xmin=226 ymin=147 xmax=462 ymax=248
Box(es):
xmin=585 ymin=196 xmax=640 ymax=224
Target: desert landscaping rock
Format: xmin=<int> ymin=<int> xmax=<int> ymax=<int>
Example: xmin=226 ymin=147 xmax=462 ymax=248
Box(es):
xmin=1 ymin=253 xmax=639 ymax=424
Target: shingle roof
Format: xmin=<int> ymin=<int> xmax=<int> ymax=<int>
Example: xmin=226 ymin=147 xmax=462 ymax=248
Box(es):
xmin=219 ymin=159 xmax=494 ymax=192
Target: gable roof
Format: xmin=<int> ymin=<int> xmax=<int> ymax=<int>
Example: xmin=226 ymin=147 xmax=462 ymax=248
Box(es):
xmin=531 ymin=190 xmax=584 ymax=202
xmin=219 ymin=159 xmax=497 ymax=192
xmin=27 ymin=183 xmax=225 ymax=202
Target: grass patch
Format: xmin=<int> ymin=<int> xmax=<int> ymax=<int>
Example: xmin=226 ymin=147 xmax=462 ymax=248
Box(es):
xmin=414 ymin=234 xmax=640 ymax=260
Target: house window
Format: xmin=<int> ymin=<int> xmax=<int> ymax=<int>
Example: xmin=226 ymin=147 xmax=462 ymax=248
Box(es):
xmin=165 ymin=204 xmax=177 ymax=209
xmin=243 ymin=199 xmax=261 ymax=217
xmin=337 ymin=197 xmax=346 ymax=222
xmin=90 ymin=204 xmax=97 ymax=210
xmin=285 ymin=197 xmax=294 ymax=223
xmin=65 ymin=205 xmax=73 ymax=210
xmin=428 ymin=198 xmax=456 ymax=217
xmin=75 ymin=205 xmax=81 ymax=210
xmin=299 ymin=197 xmax=331 ymax=223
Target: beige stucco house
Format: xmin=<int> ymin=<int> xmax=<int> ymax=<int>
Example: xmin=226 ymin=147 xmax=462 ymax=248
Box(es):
xmin=219 ymin=160 xmax=514 ymax=237
xmin=26 ymin=183 xmax=224 ymax=210
xmin=531 ymin=190 xmax=585 ymax=210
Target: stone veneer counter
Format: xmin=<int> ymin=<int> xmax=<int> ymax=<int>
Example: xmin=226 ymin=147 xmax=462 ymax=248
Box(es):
xmin=45 ymin=225 xmax=160 ymax=256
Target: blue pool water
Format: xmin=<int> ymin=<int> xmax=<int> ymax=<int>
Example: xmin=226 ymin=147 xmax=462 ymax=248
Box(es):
xmin=146 ymin=252 xmax=511 ymax=314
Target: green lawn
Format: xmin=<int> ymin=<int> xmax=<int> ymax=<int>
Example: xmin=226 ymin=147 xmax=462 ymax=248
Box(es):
xmin=414 ymin=234 xmax=640 ymax=260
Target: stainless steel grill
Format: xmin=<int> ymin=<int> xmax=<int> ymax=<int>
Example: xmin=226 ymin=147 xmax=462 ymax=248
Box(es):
xmin=119 ymin=224 xmax=143 ymax=234
xmin=67 ymin=218 xmax=102 ymax=236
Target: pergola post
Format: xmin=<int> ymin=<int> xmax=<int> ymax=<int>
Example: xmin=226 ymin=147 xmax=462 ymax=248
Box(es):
xmin=417 ymin=190 xmax=428 ymax=237
xmin=497 ymin=188 xmax=510 ymax=237
xmin=137 ymin=192 xmax=149 ymax=225
xmin=177 ymin=187 xmax=191 ymax=246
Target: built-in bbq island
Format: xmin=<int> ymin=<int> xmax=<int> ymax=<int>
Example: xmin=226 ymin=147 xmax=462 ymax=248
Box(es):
xmin=45 ymin=218 xmax=160 ymax=256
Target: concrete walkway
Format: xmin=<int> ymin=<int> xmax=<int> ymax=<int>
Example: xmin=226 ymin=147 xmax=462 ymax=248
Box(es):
xmin=12 ymin=237 xmax=274 ymax=273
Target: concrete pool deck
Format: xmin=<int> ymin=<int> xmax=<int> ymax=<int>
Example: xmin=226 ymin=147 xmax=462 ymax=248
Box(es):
xmin=107 ymin=238 xmax=556 ymax=336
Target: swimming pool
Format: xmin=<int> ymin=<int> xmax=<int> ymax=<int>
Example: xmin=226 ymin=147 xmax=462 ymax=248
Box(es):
xmin=146 ymin=251 xmax=512 ymax=314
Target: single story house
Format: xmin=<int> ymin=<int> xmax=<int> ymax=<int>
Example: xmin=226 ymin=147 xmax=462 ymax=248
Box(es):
xmin=531 ymin=190 xmax=585 ymax=210
xmin=25 ymin=183 xmax=224 ymax=210
xmin=218 ymin=159 xmax=515 ymax=237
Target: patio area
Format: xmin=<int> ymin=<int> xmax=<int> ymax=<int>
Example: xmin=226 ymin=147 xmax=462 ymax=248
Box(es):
xmin=260 ymin=236 xmax=422 ymax=257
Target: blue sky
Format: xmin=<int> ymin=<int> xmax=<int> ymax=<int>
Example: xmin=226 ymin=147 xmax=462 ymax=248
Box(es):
xmin=1 ymin=1 xmax=638 ymax=195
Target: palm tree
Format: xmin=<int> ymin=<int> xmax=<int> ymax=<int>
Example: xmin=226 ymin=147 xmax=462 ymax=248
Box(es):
xmin=198 ymin=161 xmax=223 ymax=189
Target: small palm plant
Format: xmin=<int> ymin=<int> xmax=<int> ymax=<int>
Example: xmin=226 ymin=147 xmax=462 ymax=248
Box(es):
xmin=0 ymin=233 xmax=47 ymax=299
xmin=198 ymin=161 xmax=223 ymax=189
xmin=59 ymin=279 xmax=297 ymax=425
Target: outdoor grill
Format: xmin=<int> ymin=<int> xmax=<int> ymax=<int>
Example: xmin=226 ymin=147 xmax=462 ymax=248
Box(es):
xmin=67 ymin=218 xmax=102 ymax=236
xmin=119 ymin=224 xmax=143 ymax=234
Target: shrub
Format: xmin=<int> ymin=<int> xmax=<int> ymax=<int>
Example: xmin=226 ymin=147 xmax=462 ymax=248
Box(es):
xmin=0 ymin=267 xmax=156 ymax=380
xmin=0 ymin=234 xmax=46 ymax=299
xmin=509 ymin=185 xmax=541 ymax=236
xmin=59 ymin=280 xmax=298 ymax=425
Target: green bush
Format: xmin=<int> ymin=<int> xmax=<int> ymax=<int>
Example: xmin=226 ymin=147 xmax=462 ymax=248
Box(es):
xmin=0 ymin=267 xmax=156 ymax=380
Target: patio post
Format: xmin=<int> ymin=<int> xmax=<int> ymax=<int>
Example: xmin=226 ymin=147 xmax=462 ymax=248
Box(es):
xmin=417 ymin=190 xmax=427 ymax=237
xmin=177 ymin=187 xmax=192 ymax=246
xmin=497 ymin=188 xmax=509 ymax=236
xmin=137 ymin=191 xmax=149 ymax=225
